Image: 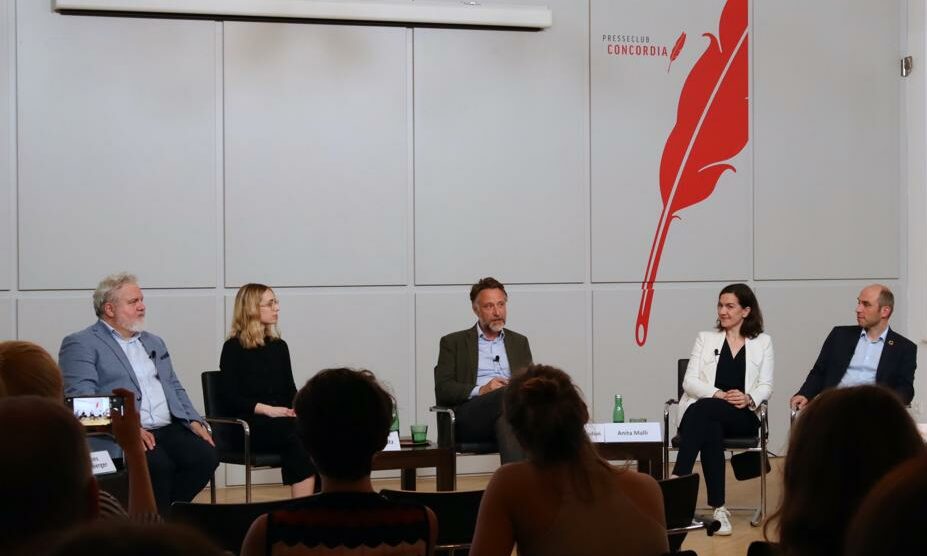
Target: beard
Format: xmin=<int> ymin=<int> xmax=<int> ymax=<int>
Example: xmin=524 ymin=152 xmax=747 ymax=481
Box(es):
xmin=117 ymin=315 xmax=145 ymax=334
xmin=486 ymin=319 xmax=505 ymax=333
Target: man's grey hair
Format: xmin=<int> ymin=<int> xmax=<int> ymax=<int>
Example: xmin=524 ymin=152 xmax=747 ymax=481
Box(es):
xmin=93 ymin=272 xmax=138 ymax=317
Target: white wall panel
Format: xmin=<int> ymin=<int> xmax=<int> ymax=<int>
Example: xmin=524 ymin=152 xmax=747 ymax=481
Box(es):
xmin=754 ymin=0 xmax=901 ymax=279
xmin=590 ymin=0 xmax=751 ymax=283
xmin=19 ymin=293 xmax=220 ymax=414
xmin=414 ymin=0 xmax=587 ymax=285
xmin=593 ymin=285 xmax=722 ymax=429
xmin=224 ymin=22 xmax=409 ymax=287
xmin=0 ymin=3 xmax=12 ymax=291
xmin=414 ymin=288 xmax=588 ymax=444
xmin=0 ymin=298 xmax=12 ymax=339
xmin=17 ymin=2 xmax=218 ymax=289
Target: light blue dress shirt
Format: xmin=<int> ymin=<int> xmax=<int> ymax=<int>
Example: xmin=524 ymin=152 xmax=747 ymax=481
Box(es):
xmin=469 ymin=323 xmax=511 ymax=398
xmin=837 ymin=327 xmax=888 ymax=389
xmin=103 ymin=321 xmax=172 ymax=429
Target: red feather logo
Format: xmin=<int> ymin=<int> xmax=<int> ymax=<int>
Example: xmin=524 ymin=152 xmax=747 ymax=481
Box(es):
xmin=635 ymin=0 xmax=749 ymax=346
xmin=667 ymin=32 xmax=686 ymax=73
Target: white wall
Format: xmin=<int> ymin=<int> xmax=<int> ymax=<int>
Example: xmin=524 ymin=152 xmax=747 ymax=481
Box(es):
xmin=0 ymin=1 xmax=916 ymax=484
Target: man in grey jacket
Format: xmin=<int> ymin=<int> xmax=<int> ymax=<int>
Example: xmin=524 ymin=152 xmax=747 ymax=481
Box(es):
xmin=59 ymin=272 xmax=217 ymax=512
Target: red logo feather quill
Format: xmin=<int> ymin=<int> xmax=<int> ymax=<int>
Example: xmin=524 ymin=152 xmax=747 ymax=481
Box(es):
xmin=635 ymin=0 xmax=749 ymax=346
xmin=667 ymin=32 xmax=686 ymax=73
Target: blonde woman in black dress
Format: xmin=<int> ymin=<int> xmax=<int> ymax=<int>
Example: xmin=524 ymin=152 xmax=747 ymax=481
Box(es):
xmin=221 ymin=283 xmax=315 ymax=496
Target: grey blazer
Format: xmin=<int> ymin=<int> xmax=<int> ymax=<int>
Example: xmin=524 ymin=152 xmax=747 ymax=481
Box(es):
xmin=59 ymin=320 xmax=204 ymax=427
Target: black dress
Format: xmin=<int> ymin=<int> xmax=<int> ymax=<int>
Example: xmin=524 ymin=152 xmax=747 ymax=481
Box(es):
xmin=219 ymin=337 xmax=315 ymax=485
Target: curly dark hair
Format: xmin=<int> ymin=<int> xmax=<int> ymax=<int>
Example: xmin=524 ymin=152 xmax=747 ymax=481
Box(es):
xmin=504 ymin=364 xmax=593 ymax=465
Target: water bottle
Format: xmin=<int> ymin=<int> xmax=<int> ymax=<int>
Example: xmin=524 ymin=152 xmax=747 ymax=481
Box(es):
xmin=612 ymin=394 xmax=625 ymax=423
xmin=390 ymin=404 xmax=400 ymax=432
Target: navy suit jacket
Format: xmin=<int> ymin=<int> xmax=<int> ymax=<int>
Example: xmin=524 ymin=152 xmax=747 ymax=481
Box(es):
xmin=796 ymin=325 xmax=916 ymax=404
xmin=59 ymin=320 xmax=204 ymax=426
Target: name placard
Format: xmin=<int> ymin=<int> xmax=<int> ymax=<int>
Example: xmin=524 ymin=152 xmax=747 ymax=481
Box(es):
xmin=383 ymin=431 xmax=401 ymax=451
xmin=90 ymin=450 xmax=117 ymax=475
xmin=586 ymin=422 xmax=662 ymax=443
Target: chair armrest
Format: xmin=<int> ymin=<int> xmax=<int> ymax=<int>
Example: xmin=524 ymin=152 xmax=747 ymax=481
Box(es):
xmin=429 ymin=406 xmax=456 ymax=450
xmin=757 ymin=400 xmax=768 ymax=440
xmin=203 ymin=417 xmax=252 ymax=461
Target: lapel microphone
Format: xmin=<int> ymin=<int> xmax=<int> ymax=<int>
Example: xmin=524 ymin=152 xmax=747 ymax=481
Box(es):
xmin=714 ymin=349 xmax=720 ymax=357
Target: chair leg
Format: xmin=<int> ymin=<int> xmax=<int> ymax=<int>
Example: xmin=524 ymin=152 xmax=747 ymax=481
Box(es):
xmin=245 ymin=462 xmax=252 ymax=504
xmin=210 ymin=471 xmax=217 ymax=504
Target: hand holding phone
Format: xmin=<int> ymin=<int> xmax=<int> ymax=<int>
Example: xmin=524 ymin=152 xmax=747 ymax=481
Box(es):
xmin=110 ymin=388 xmax=150 ymax=452
xmin=65 ymin=394 xmax=125 ymax=432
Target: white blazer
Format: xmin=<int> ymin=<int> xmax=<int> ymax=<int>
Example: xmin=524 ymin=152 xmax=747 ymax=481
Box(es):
xmin=677 ymin=330 xmax=774 ymax=424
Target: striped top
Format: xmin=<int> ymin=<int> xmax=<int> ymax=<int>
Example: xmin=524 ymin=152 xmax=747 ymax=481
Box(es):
xmin=266 ymin=492 xmax=431 ymax=556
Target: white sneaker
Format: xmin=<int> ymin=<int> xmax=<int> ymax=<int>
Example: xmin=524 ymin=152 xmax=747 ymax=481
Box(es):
xmin=713 ymin=506 xmax=732 ymax=536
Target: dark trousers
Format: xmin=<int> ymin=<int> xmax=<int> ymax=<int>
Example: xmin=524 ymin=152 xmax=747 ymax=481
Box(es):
xmin=454 ymin=387 xmax=525 ymax=464
xmin=672 ymin=397 xmax=758 ymax=508
xmin=248 ymin=415 xmax=315 ymax=485
xmin=147 ymin=422 xmax=219 ymax=513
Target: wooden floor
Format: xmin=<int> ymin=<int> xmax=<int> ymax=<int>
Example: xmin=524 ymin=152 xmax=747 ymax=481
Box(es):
xmin=196 ymin=457 xmax=783 ymax=555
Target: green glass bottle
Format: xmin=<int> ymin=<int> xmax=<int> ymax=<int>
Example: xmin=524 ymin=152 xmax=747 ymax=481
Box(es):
xmin=390 ymin=404 xmax=400 ymax=432
xmin=612 ymin=394 xmax=625 ymax=423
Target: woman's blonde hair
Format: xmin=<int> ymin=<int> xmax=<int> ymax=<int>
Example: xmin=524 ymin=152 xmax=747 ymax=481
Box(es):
xmin=0 ymin=341 xmax=64 ymax=400
xmin=229 ymin=283 xmax=280 ymax=349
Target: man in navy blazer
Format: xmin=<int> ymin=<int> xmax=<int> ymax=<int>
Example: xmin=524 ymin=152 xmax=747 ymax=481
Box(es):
xmin=59 ymin=272 xmax=218 ymax=512
xmin=791 ymin=284 xmax=916 ymax=410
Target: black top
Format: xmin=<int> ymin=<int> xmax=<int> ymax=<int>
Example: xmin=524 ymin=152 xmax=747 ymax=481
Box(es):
xmin=714 ymin=339 xmax=746 ymax=392
xmin=219 ymin=337 xmax=297 ymax=418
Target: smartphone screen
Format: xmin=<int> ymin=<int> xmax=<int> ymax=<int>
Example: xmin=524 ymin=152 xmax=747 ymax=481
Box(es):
xmin=65 ymin=395 xmax=124 ymax=431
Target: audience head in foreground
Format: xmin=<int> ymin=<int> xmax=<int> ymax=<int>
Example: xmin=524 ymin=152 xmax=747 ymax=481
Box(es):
xmin=241 ymin=368 xmax=436 ymax=556
xmin=0 ymin=340 xmax=64 ymax=400
xmin=845 ymin=453 xmax=927 ymax=556
xmin=0 ymin=396 xmax=98 ymax=554
xmin=769 ymin=385 xmax=924 ymax=556
xmin=470 ymin=364 xmax=668 ymax=556
xmin=49 ymin=521 xmax=224 ymax=556
xmin=294 ymin=367 xmax=393 ymax=483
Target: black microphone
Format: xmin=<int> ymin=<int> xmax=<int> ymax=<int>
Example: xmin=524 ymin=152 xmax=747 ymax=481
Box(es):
xmin=149 ymin=350 xmax=156 ymax=360
xmin=714 ymin=349 xmax=719 ymax=356
xmin=493 ymin=355 xmax=500 ymax=363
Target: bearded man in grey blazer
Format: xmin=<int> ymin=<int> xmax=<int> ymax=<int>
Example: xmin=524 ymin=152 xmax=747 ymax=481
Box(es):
xmin=434 ymin=277 xmax=533 ymax=463
xmin=59 ymin=272 xmax=217 ymax=512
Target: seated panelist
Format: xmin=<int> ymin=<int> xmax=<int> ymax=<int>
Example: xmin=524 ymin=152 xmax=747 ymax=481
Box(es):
xmin=671 ymin=283 xmax=774 ymax=536
xmin=433 ymin=277 xmax=533 ymax=464
xmin=220 ymin=283 xmax=316 ymax=497
xmin=59 ymin=272 xmax=218 ymax=514
xmin=790 ymin=284 xmax=915 ymax=411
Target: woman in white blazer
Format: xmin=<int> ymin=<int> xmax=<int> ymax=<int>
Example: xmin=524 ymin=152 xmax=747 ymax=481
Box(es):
xmin=672 ymin=283 xmax=773 ymax=536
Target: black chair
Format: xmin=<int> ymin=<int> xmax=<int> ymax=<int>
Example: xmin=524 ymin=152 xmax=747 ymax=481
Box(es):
xmin=660 ymin=473 xmax=720 ymax=553
xmin=430 ymin=405 xmax=498 ymax=490
xmin=663 ymin=359 xmax=769 ymax=526
xmin=201 ymin=370 xmax=282 ymax=503
xmin=380 ymin=488 xmax=484 ymax=555
xmin=170 ymin=497 xmax=300 ymax=554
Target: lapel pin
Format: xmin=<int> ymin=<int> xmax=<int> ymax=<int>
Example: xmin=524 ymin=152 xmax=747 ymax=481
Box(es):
xmin=888 ymin=340 xmax=895 ymax=346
